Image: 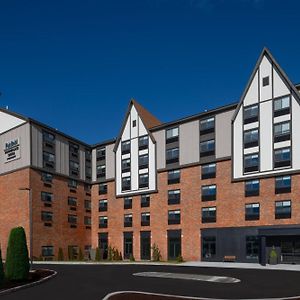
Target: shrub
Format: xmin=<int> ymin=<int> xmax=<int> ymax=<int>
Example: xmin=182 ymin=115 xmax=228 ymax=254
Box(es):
xmin=270 ymin=247 xmax=277 ymax=259
xmin=78 ymin=248 xmax=84 ymax=261
xmin=95 ymin=247 xmax=101 ymax=261
xmin=176 ymin=255 xmax=184 ymax=263
xmin=0 ymin=247 xmax=4 ymax=286
xmin=57 ymin=248 xmax=64 ymax=261
xmin=129 ymin=254 xmax=135 ymax=262
xmin=5 ymin=227 xmax=30 ymax=281
xmin=152 ymin=244 xmax=162 ymax=262
xmin=68 ymin=247 xmax=74 ymax=261
xmin=119 ymin=251 xmax=123 ymax=261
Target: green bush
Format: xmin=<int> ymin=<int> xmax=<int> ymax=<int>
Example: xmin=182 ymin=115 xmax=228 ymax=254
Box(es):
xmin=5 ymin=227 xmax=30 ymax=281
xmin=176 ymin=255 xmax=184 ymax=263
xmin=95 ymin=247 xmax=101 ymax=261
xmin=151 ymin=244 xmax=162 ymax=262
xmin=129 ymin=254 xmax=135 ymax=262
xmin=57 ymin=248 xmax=64 ymax=261
xmin=78 ymin=248 xmax=84 ymax=261
xmin=270 ymin=247 xmax=278 ymax=259
xmin=0 ymin=247 xmax=4 ymax=286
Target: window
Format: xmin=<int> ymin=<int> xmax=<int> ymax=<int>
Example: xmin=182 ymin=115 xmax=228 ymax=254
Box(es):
xmin=84 ymin=216 xmax=91 ymax=226
xmin=99 ymin=216 xmax=108 ymax=228
xmin=84 ymin=184 xmax=91 ymax=192
xmin=85 ymin=150 xmax=92 ymax=162
xmin=141 ymin=195 xmax=150 ymax=207
xmin=166 ymin=147 xmax=179 ymax=164
xmin=99 ymin=183 xmax=107 ymax=195
xmin=166 ymin=127 xmax=179 ymax=143
xmin=132 ymin=120 xmax=136 ymax=127
xmin=274 ymin=147 xmax=291 ymax=168
xmin=139 ymin=174 xmax=149 ymax=188
xmin=262 ymin=76 xmax=269 ymax=87
xmin=41 ymin=172 xmax=53 ymax=183
xmin=245 ymin=203 xmax=260 ymax=221
xmin=168 ymin=210 xmax=180 ymax=225
xmin=41 ymin=192 xmax=53 ymax=203
xmin=139 ymin=154 xmax=149 ymax=169
xmin=201 ymin=163 xmax=216 ymax=179
xmin=43 ymin=151 xmax=55 ymax=169
xmin=202 ymin=207 xmax=216 ymax=223
xmin=68 ymin=215 xmax=77 ymax=224
xmin=43 ymin=131 xmax=55 ymax=144
xmin=42 ymin=246 xmax=54 ymax=257
xmin=244 ymin=129 xmax=259 ymax=148
xmin=84 ymin=200 xmax=91 ymax=211
xmin=85 ymin=166 xmax=92 ymax=180
xmin=139 ymin=135 xmax=148 ymax=150
xmin=121 ymin=140 xmax=130 ymax=154
xmin=275 ymin=200 xmax=291 ymax=219
xmin=99 ymin=199 xmax=108 ymax=212
xmin=200 ymin=117 xmax=215 ymax=134
xmin=202 ymin=236 xmax=216 ymax=259
xmin=244 ymin=153 xmax=259 ymax=173
xmin=201 ymin=185 xmax=216 ymax=201
xmin=122 ymin=176 xmax=131 ymax=191
xmin=69 ymin=142 xmax=79 ymax=159
xmin=97 ymin=165 xmax=106 ymax=178
xmin=275 ymin=176 xmax=291 ymax=194
xmin=68 ymin=197 xmax=77 ymax=207
xmin=168 ymin=190 xmax=180 ymax=205
xmin=41 ymin=211 xmax=53 ymax=222
xmin=97 ymin=147 xmax=106 ymax=161
xmin=245 ymin=180 xmax=259 ymax=197
xmin=274 ymin=96 xmax=290 ymax=117
xmin=274 ymin=121 xmax=290 ymax=143
xmin=200 ymin=140 xmax=215 ymax=157
xmin=124 ymin=214 xmax=132 ymax=227
xmin=244 ymin=104 xmax=258 ymax=124
xmin=124 ymin=197 xmax=132 ymax=209
xmin=69 ymin=160 xmax=79 ymax=176
xmin=246 ymin=236 xmax=259 ymax=259
xmin=68 ymin=179 xmax=77 ymax=189
xmin=122 ymin=158 xmax=131 ymax=173
xmin=141 ymin=212 xmax=150 ymax=226
xmin=168 ymin=169 xmax=180 ymax=184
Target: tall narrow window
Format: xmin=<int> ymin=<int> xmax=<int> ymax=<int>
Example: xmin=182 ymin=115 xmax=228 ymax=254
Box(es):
xmin=244 ymin=129 xmax=259 ymax=148
xmin=274 ymin=96 xmax=290 ymax=117
xmin=275 ymin=200 xmax=291 ymax=219
xmin=245 ymin=180 xmax=259 ymax=197
xmin=243 ymin=105 xmax=258 ymax=124
xmin=166 ymin=147 xmax=179 ymax=164
xmin=166 ymin=127 xmax=179 ymax=143
xmin=274 ymin=148 xmax=291 ymax=168
xmin=274 ymin=122 xmax=290 ymax=143
xmin=245 ymin=203 xmax=260 ymax=221
xmin=244 ymin=154 xmax=259 ymax=173
xmin=200 ymin=140 xmax=215 ymax=157
xmin=200 ymin=117 xmax=215 ymax=134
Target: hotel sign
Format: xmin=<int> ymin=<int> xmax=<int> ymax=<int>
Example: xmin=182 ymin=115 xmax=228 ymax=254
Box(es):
xmin=4 ymin=138 xmax=21 ymax=162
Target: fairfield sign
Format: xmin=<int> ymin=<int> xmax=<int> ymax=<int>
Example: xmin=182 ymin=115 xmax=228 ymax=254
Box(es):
xmin=4 ymin=138 xmax=21 ymax=162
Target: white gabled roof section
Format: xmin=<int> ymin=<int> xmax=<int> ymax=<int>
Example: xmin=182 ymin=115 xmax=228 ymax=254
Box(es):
xmin=0 ymin=109 xmax=27 ymax=134
xmin=232 ymin=47 xmax=300 ymax=121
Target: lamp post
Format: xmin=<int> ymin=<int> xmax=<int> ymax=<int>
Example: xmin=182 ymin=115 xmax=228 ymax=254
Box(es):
xmin=19 ymin=187 xmax=33 ymax=270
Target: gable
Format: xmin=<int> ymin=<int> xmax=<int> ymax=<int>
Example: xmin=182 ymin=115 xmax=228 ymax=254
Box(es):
xmin=0 ymin=110 xmax=27 ymax=134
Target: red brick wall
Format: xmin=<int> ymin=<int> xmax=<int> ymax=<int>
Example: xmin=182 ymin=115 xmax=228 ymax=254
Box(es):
xmin=91 ymin=160 xmax=300 ymax=261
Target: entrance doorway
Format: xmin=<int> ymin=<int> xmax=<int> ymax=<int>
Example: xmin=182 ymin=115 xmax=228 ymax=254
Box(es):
xmin=124 ymin=232 xmax=133 ymax=259
xmin=140 ymin=231 xmax=151 ymax=260
xmin=99 ymin=233 xmax=108 ymax=259
xmin=168 ymin=230 xmax=181 ymax=260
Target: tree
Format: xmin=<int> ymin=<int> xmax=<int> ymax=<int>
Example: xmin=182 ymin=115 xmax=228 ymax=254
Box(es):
xmin=5 ymin=227 xmax=30 ymax=281
xmin=0 ymin=247 xmax=4 ymax=286
xmin=57 ymin=248 xmax=64 ymax=261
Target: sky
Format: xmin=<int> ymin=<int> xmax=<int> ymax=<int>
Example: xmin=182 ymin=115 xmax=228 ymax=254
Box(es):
xmin=1 ymin=0 xmax=300 ymax=144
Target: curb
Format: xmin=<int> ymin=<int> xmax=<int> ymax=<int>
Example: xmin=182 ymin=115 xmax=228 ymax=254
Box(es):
xmin=101 ymin=290 xmax=300 ymax=300
xmin=0 ymin=269 xmax=57 ymax=297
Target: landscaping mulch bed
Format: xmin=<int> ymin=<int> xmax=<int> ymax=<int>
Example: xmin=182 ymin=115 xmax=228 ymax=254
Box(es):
xmin=108 ymin=293 xmax=194 ymax=300
xmin=0 ymin=269 xmax=54 ymax=291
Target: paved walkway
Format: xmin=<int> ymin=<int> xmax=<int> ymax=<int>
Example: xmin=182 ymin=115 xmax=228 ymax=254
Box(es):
xmin=35 ymin=260 xmax=300 ymax=271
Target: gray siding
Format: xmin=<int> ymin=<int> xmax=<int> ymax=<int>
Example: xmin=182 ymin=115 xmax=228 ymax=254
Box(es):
xmin=216 ymin=109 xmax=234 ymax=159
xmin=31 ymin=124 xmax=43 ymax=168
xmin=0 ymin=122 xmax=31 ymax=174
xmin=179 ymin=120 xmax=200 ymax=165
xmin=153 ymin=130 xmax=165 ymax=170
xmin=79 ymin=147 xmax=85 ymax=180
xmin=55 ymin=136 xmax=69 ymax=175
xmin=92 ymin=148 xmax=97 ymax=181
xmin=106 ymin=143 xmax=115 ymax=180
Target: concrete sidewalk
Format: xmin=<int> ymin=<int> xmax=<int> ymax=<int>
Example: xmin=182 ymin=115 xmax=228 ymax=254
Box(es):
xmin=33 ymin=260 xmax=300 ymax=271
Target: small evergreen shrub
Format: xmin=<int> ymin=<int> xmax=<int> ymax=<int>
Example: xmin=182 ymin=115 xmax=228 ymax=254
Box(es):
xmin=152 ymin=244 xmax=162 ymax=262
xmin=129 ymin=254 xmax=135 ymax=262
xmin=0 ymin=247 xmax=4 ymax=286
xmin=5 ymin=227 xmax=30 ymax=281
xmin=68 ymin=247 xmax=74 ymax=261
xmin=176 ymin=255 xmax=184 ymax=263
xmin=57 ymin=248 xmax=64 ymax=261
xmin=78 ymin=248 xmax=84 ymax=261
xmin=95 ymin=247 xmax=101 ymax=261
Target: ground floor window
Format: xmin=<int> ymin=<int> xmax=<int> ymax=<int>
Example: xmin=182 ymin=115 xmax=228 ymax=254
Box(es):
xmin=124 ymin=232 xmax=133 ymax=259
xmin=140 ymin=231 xmax=151 ymax=260
xmin=246 ymin=236 xmax=259 ymax=259
xmin=202 ymin=236 xmax=216 ymax=259
xmin=68 ymin=245 xmax=79 ymax=260
xmin=168 ymin=230 xmax=181 ymax=260
xmin=42 ymin=246 xmax=54 ymax=257
xmin=99 ymin=233 xmax=108 ymax=260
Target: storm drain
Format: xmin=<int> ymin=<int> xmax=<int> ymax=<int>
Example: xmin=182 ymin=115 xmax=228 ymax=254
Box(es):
xmin=133 ymin=272 xmax=240 ymax=283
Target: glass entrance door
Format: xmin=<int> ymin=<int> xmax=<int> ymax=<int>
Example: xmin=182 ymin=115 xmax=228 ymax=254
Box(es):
xmin=168 ymin=237 xmax=181 ymax=260
xmin=124 ymin=232 xmax=133 ymax=259
xmin=140 ymin=234 xmax=151 ymax=260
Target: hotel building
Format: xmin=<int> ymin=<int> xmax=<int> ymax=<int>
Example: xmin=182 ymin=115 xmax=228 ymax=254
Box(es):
xmin=1 ymin=48 xmax=300 ymax=265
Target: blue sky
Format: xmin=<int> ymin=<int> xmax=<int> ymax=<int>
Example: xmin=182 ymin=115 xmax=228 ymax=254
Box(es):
xmin=1 ymin=0 xmax=300 ymax=144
